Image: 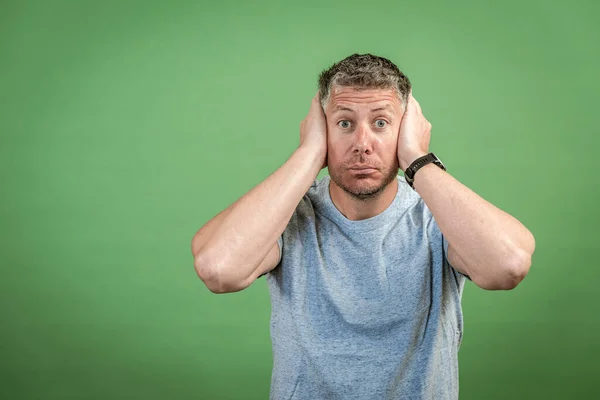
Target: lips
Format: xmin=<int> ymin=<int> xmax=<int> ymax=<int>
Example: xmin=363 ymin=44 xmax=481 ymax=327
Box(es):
xmin=348 ymin=166 xmax=378 ymax=174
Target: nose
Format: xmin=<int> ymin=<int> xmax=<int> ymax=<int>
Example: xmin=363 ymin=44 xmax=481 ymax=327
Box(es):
xmin=352 ymin=123 xmax=373 ymax=155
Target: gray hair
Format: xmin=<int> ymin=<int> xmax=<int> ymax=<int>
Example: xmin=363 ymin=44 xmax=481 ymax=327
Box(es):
xmin=318 ymin=53 xmax=411 ymax=113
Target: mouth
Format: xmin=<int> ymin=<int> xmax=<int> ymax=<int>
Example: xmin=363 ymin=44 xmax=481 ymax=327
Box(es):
xmin=348 ymin=167 xmax=378 ymax=174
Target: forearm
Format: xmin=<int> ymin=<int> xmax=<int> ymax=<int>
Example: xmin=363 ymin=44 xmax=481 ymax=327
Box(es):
xmin=413 ymin=163 xmax=535 ymax=286
xmin=192 ymin=145 xmax=322 ymax=286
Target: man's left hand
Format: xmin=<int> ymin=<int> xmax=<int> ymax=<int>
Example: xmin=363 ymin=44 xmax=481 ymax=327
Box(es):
xmin=397 ymin=91 xmax=432 ymax=171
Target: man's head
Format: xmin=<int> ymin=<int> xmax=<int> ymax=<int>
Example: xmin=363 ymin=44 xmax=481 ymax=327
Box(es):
xmin=318 ymin=53 xmax=411 ymax=201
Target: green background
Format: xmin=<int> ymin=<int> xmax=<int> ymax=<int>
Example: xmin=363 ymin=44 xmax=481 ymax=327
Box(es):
xmin=1 ymin=0 xmax=598 ymax=398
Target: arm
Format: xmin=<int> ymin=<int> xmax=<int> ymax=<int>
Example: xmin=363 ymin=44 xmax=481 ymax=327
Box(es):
xmin=397 ymin=92 xmax=535 ymax=290
xmin=191 ymin=93 xmax=327 ymax=293
xmin=412 ymin=163 xmax=535 ymax=290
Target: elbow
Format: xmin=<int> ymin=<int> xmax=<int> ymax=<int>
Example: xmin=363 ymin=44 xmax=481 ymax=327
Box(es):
xmin=193 ymin=253 xmax=246 ymax=294
xmin=501 ymin=241 xmax=534 ymax=290
xmin=193 ymin=254 xmax=221 ymax=293
xmin=501 ymin=232 xmax=535 ymax=289
xmin=496 ymin=259 xmax=530 ymax=290
xmin=487 ymin=228 xmax=536 ymax=290
xmin=475 ymin=249 xmax=532 ymax=291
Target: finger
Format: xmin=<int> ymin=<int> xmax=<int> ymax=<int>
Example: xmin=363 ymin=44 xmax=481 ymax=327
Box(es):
xmin=412 ymin=96 xmax=422 ymax=115
xmin=401 ymin=96 xmax=412 ymax=119
xmin=312 ymin=95 xmax=321 ymax=110
xmin=404 ymin=94 xmax=416 ymax=115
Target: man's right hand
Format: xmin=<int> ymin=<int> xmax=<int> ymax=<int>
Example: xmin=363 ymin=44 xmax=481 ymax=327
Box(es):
xmin=299 ymin=91 xmax=328 ymax=169
xmin=193 ymin=92 xmax=330 ymax=293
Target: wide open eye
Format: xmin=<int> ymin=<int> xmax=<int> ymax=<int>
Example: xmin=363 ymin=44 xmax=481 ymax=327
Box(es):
xmin=375 ymin=120 xmax=387 ymax=128
xmin=338 ymin=120 xmax=351 ymax=129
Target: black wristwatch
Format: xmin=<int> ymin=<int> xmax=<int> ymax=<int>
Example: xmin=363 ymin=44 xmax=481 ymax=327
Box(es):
xmin=404 ymin=153 xmax=446 ymax=189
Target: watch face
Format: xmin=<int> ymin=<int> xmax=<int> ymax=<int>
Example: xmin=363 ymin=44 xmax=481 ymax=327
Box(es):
xmin=431 ymin=154 xmax=446 ymax=170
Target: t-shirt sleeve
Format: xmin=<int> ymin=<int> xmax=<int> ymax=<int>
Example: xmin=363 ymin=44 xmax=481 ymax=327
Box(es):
xmin=277 ymin=235 xmax=283 ymax=263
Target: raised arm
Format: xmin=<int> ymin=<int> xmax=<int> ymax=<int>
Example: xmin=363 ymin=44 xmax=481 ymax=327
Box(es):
xmin=191 ymin=93 xmax=327 ymax=293
xmin=397 ymin=92 xmax=535 ymax=290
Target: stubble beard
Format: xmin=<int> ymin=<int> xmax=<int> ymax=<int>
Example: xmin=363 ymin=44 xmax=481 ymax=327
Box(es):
xmin=329 ymin=159 xmax=400 ymax=202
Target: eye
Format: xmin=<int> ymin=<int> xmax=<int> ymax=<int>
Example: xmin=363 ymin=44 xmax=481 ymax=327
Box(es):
xmin=338 ymin=120 xmax=351 ymax=129
xmin=375 ymin=120 xmax=387 ymax=128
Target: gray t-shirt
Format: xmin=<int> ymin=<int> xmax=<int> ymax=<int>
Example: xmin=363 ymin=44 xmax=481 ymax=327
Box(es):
xmin=265 ymin=174 xmax=468 ymax=400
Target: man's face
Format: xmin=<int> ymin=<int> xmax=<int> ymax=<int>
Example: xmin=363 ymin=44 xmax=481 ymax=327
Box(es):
xmin=324 ymin=86 xmax=404 ymax=200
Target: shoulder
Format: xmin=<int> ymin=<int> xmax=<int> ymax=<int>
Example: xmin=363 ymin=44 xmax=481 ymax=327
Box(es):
xmin=397 ymin=174 xmax=422 ymax=202
xmin=396 ymin=175 xmax=430 ymax=217
xmin=293 ymin=175 xmax=329 ymax=215
xmin=395 ymin=175 xmax=440 ymax=232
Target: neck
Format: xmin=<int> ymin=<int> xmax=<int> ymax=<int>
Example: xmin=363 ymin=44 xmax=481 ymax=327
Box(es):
xmin=329 ymin=178 xmax=399 ymax=221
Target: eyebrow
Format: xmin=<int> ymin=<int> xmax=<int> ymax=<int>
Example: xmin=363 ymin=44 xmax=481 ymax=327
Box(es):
xmin=332 ymin=104 xmax=395 ymax=113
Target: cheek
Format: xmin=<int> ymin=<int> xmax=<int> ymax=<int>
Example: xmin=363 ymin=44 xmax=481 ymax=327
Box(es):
xmin=325 ymin=142 xmax=347 ymax=167
xmin=326 ymin=131 xmax=347 ymax=151
xmin=381 ymin=132 xmax=400 ymax=159
xmin=388 ymin=126 xmax=400 ymax=146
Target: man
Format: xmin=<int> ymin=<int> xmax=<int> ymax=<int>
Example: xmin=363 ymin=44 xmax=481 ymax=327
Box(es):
xmin=191 ymin=53 xmax=535 ymax=399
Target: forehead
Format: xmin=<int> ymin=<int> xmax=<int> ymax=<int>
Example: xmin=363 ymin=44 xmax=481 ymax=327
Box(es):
xmin=328 ymin=86 xmax=401 ymax=114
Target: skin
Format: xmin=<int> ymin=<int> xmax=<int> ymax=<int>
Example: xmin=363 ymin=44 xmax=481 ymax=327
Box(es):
xmin=193 ymin=84 xmax=535 ymax=293
xmin=313 ymin=85 xmax=535 ymax=290
xmin=324 ymin=86 xmax=405 ymax=220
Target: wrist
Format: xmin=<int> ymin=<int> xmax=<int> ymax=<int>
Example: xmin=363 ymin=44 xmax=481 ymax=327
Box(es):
xmin=399 ymin=151 xmax=428 ymax=172
xmin=403 ymin=153 xmax=446 ymax=190
xmin=296 ymin=145 xmax=326 ymax=169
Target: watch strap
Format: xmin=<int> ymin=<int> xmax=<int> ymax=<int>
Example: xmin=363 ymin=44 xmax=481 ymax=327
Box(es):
xmin=404 ymin=153 xmax=446 ymax=189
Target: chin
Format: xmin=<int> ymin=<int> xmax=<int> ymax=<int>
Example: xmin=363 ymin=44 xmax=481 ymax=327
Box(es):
xmin=331 ymin=166 xmax=398 ymax=200
xmin=340 ymin=175 xmax=386 ymax=199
